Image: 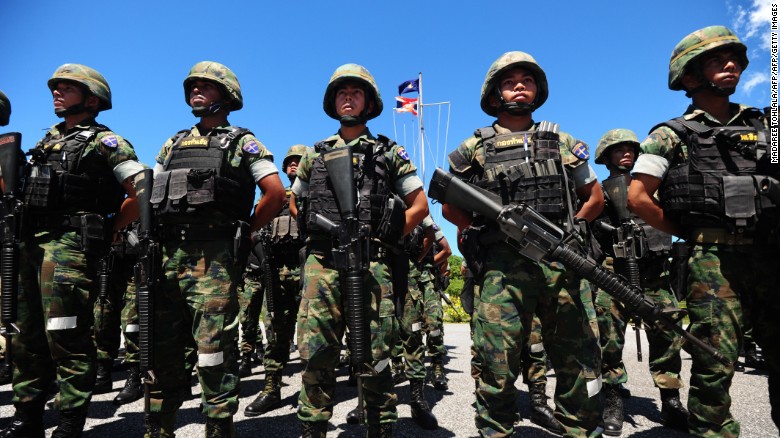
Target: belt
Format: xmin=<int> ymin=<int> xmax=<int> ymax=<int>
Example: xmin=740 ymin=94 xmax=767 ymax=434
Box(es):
xmin=690 ymin=228 xmax=753 ymax=245
xmin=159 ymin=224 xmax=236 ymax=241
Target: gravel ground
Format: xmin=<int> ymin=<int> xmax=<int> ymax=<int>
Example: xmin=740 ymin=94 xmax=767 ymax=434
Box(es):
xmin=0 ymin=323 xmax=774 ymax=437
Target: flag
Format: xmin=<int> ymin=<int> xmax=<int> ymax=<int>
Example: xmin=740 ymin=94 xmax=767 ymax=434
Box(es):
xmin=395 ymin=96 xmax=418 ymax=116
xmin=398 ymin=78 xmax=419 ymax=95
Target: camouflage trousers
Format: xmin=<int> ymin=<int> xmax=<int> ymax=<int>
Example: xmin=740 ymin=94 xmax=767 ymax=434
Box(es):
xmin=149 ymin=239 xmax=241 ymax=419
xmin=297 ymin=250 xmax=398 ymax=424
xmin=474 ymin=244 xmax=601 ymax=438
xmin=12 ymin=230 xmax=98 ymax=410
xmin=396 ymin=270 xmax=444 ymax=380
xmin=262 ymin=266 xmax=301 ymax=373
xmin=684 ymin=243 xmax=780 ymax=437
xmin=93 ymin=254 xmax=140 ymax=364
xmin=595 ymin=257 xmax=683 ymax=389
xmin=238 ymin=275 xmax=264 ymax=354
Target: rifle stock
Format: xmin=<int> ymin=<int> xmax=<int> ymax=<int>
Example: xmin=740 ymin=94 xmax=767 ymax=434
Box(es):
xmin=0 ymin=132 xmax=24 ymax=371
xmin=429 ymin=167 xmax=731 ymax=367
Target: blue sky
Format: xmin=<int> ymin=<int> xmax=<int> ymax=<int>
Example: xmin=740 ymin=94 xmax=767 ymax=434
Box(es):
xmin=1 ymin=0 xmax=772 ymax=255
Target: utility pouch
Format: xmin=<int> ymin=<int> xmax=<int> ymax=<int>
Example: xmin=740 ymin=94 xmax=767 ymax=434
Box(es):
xmin=669 ymin=241 xmax=690 ymax=302
xmin=375 ymin=194 xmax=405 ymax=245
xmin=722 ymin=175 xmax=757 ymax=230
xmin=80 ymin=214 xmax=108 ymax=255
xmin=187 ymin=169 xmax=216 ymax=205
xmin=233 ymin=221 xmax=250 ymax=266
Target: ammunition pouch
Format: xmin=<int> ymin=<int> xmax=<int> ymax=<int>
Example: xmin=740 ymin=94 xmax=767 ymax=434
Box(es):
xmin=668 ymin=241 xmax=690 ymax=301
xmin=150 ymin=168 xmax=250 ymax=221
xmin=80 ymin=214 xmax=109 ymax=255
xmin=24 ymin=164 xmax=58 ymax=210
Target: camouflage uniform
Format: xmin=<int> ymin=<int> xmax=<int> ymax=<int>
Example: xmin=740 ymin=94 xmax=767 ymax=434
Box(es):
xmin=449 ymin=52 xmax=602 ymax=437
xmin=632 ymin=26 xmax=780 ymax=437
xmin=147 ymin=62 xmax=279 ymax=432
xmin=6 ymin=64 xmax=144 ymax=435
xmin=0 ymin=88 xmax=10 ymax=384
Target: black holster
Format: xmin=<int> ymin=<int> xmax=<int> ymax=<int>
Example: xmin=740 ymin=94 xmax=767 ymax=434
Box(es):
xmin=669 ymin=241 xmax=690 ymax=301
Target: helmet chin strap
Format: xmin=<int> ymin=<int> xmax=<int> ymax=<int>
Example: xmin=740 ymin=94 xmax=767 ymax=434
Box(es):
xmin=496 ymin=88 xmax=534 ymax=116
xmin=192 ymin=101 xmax=225 ymax=117
xmin=685 ymin=71 xmax=735 ymax=98
xmin=54 ymin=101 xmax=90 ymax=118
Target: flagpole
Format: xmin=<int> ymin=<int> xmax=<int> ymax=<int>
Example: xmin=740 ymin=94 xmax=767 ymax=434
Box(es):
xmin=418 ymin=71 xmax=425 ymax=185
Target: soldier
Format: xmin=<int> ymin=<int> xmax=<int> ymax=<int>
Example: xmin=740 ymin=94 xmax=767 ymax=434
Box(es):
xmin=627 ymin=26 xmax=780 ymax=435
xmin=244 ymin=144 xmax=309 ymax=416
xmin=290 ymin=63 xmax=429 ymax=437
xmin=425 ymin=230 xmax=451 ymax=392
xmin=383 ymin=217 xmax=448 ymax=430
xmin=0 ymin=88 xmax=11 ymax=386
xmin=592 ymin=128 xmax=688 ymax=435
xmin=1 ymin=64 xmax=145 ymax=437
xmin=442 ymin=51 xmax=605 ymax=437
xmin=237 ymin=231 xmax=265 ymax=378
xmin=146 ymin=61 xmax=286 ymax=437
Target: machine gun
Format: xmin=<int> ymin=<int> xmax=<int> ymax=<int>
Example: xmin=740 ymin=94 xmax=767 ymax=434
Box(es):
xmin=0 ymin=132 xmax=24 ymax=372
xmin=310 ymin=146 xmax=373 ymax=424
xmin=428 ymin=167 xmax=731 ymax=366
xmin=598 ymin=175 xmax=648 ymax=362
xmin=133 ymin=169 xmax=161 ymax=434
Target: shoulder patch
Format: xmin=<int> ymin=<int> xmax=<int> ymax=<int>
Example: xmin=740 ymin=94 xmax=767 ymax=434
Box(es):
xmin=570 ymin=141 xmax=589 ymax=160
xmin=101 ymin=135 xmax=119 ymax=149
xmin=242 ymin=140 xmax=260 ymax=154
xmin=397 ymin=146 xmax=410 ymax=161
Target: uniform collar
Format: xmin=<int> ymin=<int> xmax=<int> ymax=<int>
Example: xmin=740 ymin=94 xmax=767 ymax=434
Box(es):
xmin=53 ymin=117 xmax=98 ymax=135
xmin=492 ymin=120 xmax=537 ymax=134
xmin=682 ymin=102 xmax=749 ymax=126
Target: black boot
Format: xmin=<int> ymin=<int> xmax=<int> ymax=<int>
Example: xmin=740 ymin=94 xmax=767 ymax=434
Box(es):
xmin=660 ymin=388 xmax=689 ymax=431
xmin=94 ymin=359 xmax=113 ymax=394
xmin=143 ymin=412 xmax=177 ymax=438
xmin=602 ymin=384 xmax=624 ymax=437
xmin=391 ymin=358 xmax=406 ymax=385
xmin=410 ymin=378 xmax=438 ymax=430
xmin=52 ymin=404 xmax=89 ymax=438
xmin=430 ymin=357 xmax=448 ymax=391
xmin=528 ymin=383 xmax=564 ymax=436
xmin=0 ymin=362 xmax=11 ymax=385
xmin=346 ymin=405 xmax=362 ymax=425
xmin=0 ymin=401 xmax=45 ymax=438
xmin=113 ymin=365 xmax=143 ymax=406
xmin=238 ymin=352 xmax=254 ymax=378
xmin=366 ymin=422 xmax=393 ymax=438
xmin=744 ymin=345 xmax=766 ymax=370
xmin=244 ymin=372 xmax=281 ymax=416
xmin=300 ymin=420 xmax=327 ymax=438
xmin=205 ymin=417 xmax=234 ymax=438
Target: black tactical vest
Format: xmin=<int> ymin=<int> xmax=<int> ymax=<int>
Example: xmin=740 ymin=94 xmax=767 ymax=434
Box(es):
xmin=657 ymin=108 xmax=777 ymax=233
xmin=473 ymin=122 xmax=575 ymax=225
xmin=150 ymin=127 xmax=256 ymax=223
xmin=305 ymin=135 xmax=402 ymax=245
xmin=23 ymin=124 xmax=124 ymax=216
xmin=599 ymin=186 xmax=673 ymax=256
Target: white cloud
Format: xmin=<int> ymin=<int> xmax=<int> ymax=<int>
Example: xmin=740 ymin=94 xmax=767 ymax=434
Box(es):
xmin=741 ymin=71 xmax=770 ymax=95
xmin=731 ymin=0 xmax=771 ymax=51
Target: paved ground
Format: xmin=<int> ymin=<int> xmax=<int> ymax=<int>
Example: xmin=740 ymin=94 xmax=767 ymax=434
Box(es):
xmin=0 ymin=323 xmax=774 ymax=437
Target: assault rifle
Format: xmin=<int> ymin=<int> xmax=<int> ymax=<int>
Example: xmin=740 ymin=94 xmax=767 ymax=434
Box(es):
xmin=429 ymin=167 xmax=731 ymax=366
xmin=133 ymin=169 xmax=161 ymax=434
xmin=0 ymin=132 xmax=24 ymax=372
xmin=598 ymin=175 xmax=648 ymax=362
xmin=251 ymin=229 xmax=276 ymax=320
xmin=310 ymin=146 xmax=373 ymax=425
xmin=95 ymin=247 xmax=117 ymax=332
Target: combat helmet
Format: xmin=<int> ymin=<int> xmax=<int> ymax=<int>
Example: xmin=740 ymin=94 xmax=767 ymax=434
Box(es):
xmin=0 ymin=89 xmax=10 ymax=126
xmin=668 ymin=25 xmax=748 ymax=94
xmin=481 ymin=51 xmax=548 ymax=117
xmin=48 ymin=63 xmax=112 ymax=113
xmin=595 ymin=129 xmax=640 ymax=166
xmin=283 ymin=144 xmax=308 ymax=173
xmin=323 ymin=63 xmax=383 ymax=125
xmin=183 ymin=61 xmax=243 ymax=114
